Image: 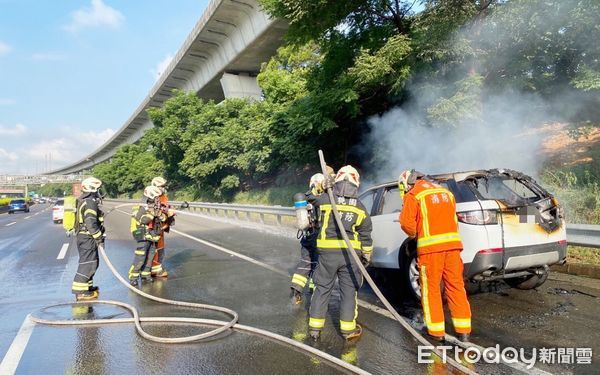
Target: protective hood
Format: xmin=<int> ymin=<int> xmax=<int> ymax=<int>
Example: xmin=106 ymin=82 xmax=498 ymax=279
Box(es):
xmin=80 ymin=191 xmax=97 ymax=200
xmin=333 ymin=180 xmax=359 ymax=198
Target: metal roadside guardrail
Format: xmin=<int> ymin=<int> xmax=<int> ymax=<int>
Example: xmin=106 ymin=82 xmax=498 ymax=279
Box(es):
xmin=106 ymin=199 xmax=296 ymax=226
xmin=566 ymin=224 xmax=600 ymax=248
xmin=179 ymin=201 xmax=295 ymax=226
xmin=105 ymin=199 xmax=600 ymax=248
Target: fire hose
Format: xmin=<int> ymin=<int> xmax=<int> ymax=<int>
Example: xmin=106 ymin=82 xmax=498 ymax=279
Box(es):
xmin=29 ymin=203 xmax=371 ymax=375
xmin=317 ymin=150 xmax=478 ymax=375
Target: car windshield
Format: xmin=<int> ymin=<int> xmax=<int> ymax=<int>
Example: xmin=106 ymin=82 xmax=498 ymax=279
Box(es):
xmin=11 ymin=200 xmax=25 ymax=204
xmin=471 ymin=176 xmax=542 ymax=207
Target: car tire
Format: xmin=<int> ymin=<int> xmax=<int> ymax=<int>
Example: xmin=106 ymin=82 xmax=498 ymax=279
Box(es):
xmin=8 ymin=211 xmax=13 ymax=214
xmin=504 ymin=270 xmax=548 ymax=290
xmin=399 ymin=240 xmax=421 ymax=301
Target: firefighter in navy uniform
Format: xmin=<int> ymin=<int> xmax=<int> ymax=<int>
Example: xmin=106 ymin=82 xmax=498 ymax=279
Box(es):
xmin=290 ymin=173 xmax=325 ymax=305
xmin=71 ymin=177 xmax=106 ymax=301
xmin=128 ymin=186 xmax=166 ymax=286
xmin=308 ymin=166 xmax=373 ymax=341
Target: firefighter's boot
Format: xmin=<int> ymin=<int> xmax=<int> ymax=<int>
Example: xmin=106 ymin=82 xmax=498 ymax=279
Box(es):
xmin=151 ymin=270 xmax=169 ymax=278
xmin=75 ymin=290 xmax=99 ymax=301
xmin=309 ymin=329 xmax=321 ymax=341
xmin=342 ymin=323 xmax=363 ymax=342
xmin=457 ymin=333 xmax=470 ymax=342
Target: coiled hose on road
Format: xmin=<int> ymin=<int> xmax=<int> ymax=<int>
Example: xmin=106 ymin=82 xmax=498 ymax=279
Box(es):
xmin=317 ymin=150 xmax=478 ymax=375
xmin=30 ymin=203 xmax=371 ymax=375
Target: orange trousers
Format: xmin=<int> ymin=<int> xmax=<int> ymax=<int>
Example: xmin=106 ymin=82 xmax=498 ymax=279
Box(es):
xmin=151 ymin=234 xmax=165 ymax=273
xmin=418 ymin=249 xmax=471 ymax=337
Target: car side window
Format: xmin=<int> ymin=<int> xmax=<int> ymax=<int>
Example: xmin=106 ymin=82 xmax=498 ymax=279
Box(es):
xmin=359 ymin=190 xmax=376 ymax=215
xmin=381 ymin=187 xmax=403 ymax=215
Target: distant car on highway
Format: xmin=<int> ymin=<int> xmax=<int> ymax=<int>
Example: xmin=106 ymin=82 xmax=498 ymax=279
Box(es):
xmin=361 ymin=169 xmax=567 ymax=299
xmin=8 ymin=199 xmax=30 ymax=214
xmin=52 ymin=199 xmax=65 ymax=224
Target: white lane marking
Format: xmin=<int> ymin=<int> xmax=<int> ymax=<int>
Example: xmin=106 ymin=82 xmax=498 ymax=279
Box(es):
xmin=171 ymin=229 xmax=290 ymax=277
xmin=34 ymin=212 xmax=39 ymax=216
xmin=0 ymin=315 xmax=35 ymax=375
xmin=57 ymin=243 xmax=69 ymax=260
xmin=24 ymin=216 xmax=31 ymax=220
xmin=114 ymin=208 xmax=546 ymax=374
xmin=6 ymin=222 xmax=16 ymax=227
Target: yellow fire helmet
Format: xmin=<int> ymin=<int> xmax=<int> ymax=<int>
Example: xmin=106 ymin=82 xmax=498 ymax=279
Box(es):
xmin=309 ymin=173 xmax=326 ymax=194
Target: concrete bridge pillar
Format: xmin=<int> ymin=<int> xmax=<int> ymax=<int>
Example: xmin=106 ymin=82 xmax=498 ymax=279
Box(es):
xmin=220 ymin=73 xmax=262 ymax=100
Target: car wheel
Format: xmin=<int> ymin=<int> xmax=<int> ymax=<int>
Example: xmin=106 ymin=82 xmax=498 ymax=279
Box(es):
xmin=399 ymin=241 xmax=422 ymax=301
xmin=505 ymin=270 xmax=548 ymax=290
xmin=8 ymin=211 xmax=13 ymax=214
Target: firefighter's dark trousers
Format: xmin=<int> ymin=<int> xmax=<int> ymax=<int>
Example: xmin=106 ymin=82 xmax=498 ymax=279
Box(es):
xmin=129 ymin=241 xmax=154 ymax=279
xmin=72 ymin=234 xmax=99 ymax=294
xmin=290 ymin=233 xmax=318 ymax=292
xmin=309 ymin=249 xmax=363 ymax=334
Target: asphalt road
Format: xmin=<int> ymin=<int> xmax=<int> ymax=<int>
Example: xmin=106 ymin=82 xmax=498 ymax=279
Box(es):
xmin=0 ymin=202 xmax=598 ymax=374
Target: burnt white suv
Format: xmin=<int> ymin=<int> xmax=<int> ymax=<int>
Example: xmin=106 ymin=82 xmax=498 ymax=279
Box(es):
xmin=360 ymin=169 xmax=567 ymax=299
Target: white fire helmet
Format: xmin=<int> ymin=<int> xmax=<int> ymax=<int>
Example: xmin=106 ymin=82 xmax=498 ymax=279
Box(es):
xmin=398 ymin=169 xmax=424 ymax=194
xmin=144 ymin=186 xmax=162 ymax=200
xmin=151 ymin=176 xmax=167 ymax=188
xmin=81 ymin=177 xmax=102 ymax=193
xmin=151 ymin=176 xmax=167 ymax=194
xmin=335 ymin=165 xmax=360 ymax=187
xmin=309 ymin=173 xmax=325 ymax=194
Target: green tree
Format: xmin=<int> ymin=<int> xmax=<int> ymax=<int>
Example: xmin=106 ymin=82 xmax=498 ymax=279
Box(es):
xmin=92 ymin=144 xmax=164 ymax=197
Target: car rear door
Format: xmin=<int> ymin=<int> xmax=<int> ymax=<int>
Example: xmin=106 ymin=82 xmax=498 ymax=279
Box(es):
xmin=369 ymin=186 xmax=408 ymax=269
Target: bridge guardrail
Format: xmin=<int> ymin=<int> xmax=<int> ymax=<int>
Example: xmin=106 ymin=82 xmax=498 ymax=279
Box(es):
xmin=105 ymin=199 xmax=600 ymax=248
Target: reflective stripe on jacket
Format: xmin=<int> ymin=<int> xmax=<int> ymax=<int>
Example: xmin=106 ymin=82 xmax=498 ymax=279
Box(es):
xmin=400 ymin=180 xmax=463 ymax=255
xmin=77 ymin=195 xmax=104 ymax=239
xmin=311 ymin=195 xmax=373 ymax=253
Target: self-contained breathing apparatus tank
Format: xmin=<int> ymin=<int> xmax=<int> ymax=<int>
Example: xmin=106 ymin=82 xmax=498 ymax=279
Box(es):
xmin=294 ymin=193 xmax=311 ymax=231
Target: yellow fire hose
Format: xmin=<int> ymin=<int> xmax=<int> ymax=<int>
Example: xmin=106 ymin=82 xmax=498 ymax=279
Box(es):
xmin=317 ymin=150 xmax=478 ymax=375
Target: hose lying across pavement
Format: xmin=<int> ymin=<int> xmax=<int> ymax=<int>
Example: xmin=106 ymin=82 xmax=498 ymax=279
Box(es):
xmin=30 ymin=203 xmax=371 ymax=375
xmin=318 ymin=150 xmax=478 ymax=375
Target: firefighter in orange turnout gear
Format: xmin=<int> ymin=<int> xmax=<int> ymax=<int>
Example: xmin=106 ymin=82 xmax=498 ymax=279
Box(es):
xmin=398 ymin=170 xmax=472 ymax=342
xmin=150 ymin=177 xmax=175 ymax=278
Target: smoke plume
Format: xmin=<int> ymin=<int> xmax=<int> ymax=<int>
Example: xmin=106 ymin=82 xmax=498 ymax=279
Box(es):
xmin=362 ymin=0 xmax=597 ymax=184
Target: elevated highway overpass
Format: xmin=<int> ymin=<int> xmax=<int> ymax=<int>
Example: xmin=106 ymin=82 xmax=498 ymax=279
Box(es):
xmin=50 ymin=0 xmax=287 ymax=174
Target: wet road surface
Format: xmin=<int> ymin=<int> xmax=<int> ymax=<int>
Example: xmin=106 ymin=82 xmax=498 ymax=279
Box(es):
xmin=0 ymin=202 xmax=598 ymax=374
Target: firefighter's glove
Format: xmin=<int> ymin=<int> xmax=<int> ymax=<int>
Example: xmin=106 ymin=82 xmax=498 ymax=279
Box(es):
xmin=322 ymin=176 xmax=334 ymax=191
xmin=167 ymin=209 xmax=176 ymax=217
xmin=360 ymin=251 xmax=372 ymax=267
xmin=95 ymin=233 xmax=106 ymax=247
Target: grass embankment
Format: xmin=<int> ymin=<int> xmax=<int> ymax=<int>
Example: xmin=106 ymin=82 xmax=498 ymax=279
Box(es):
xmin=568 ymin=246 xmax=600 ymax=265
xmin=541 ymin=124 xmax=600 ymax=265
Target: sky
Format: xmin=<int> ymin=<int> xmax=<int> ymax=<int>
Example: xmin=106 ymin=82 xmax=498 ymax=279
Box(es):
xmin=0 ymin=0 xmax=209 ymax=174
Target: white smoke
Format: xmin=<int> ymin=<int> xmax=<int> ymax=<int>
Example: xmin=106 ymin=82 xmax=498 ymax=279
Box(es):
xmin=367 ymin=92 xmax=551 ymax=182
xmin=362 ymin=1 xmax=593 ymax=184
